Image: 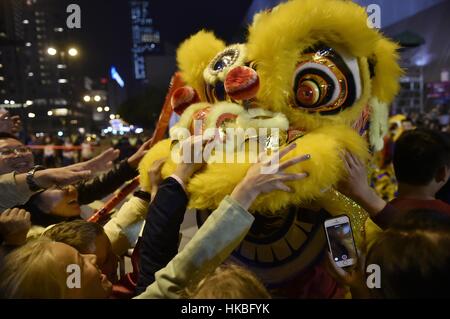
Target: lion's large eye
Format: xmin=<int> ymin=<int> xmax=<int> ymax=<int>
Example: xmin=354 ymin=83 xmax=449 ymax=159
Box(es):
xmin=296 ymin=80 xmax=321 ymax=106
xmin=292 ymin=45 xmax=361 ymax=115
xmin=293 ymin=63 xmax=337 ymax=109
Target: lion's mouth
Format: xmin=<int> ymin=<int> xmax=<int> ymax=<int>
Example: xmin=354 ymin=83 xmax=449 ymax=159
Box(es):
xmin=170 ymin=103 xmax=296 ymax=158
xmin=196 ymin=205 xmax=328 ymax=284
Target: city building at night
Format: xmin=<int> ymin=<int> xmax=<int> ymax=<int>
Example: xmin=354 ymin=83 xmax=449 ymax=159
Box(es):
xmin=130 ymin=0 xmax=161 ymax=84
xmin=0 ymin=0 xmax=89 ymax=136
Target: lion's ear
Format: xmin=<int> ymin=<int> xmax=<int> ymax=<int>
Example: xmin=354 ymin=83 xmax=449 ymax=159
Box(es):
xmin=177 ymin=30 xmax=226 ymax=100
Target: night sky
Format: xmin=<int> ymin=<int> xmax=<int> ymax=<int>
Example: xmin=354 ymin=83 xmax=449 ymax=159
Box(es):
xmin=65 ymin=0 xmax=133 ymax=83
xmin=65 ymin=0 xmax=253 ymax=85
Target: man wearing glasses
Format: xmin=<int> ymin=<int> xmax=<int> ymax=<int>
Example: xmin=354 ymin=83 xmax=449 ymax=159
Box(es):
xmin=0 ymin=133 xmax=34 ymax=175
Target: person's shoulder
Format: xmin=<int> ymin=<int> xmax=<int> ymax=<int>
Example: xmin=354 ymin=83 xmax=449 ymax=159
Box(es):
xmin=389 ymin=197 xmax=407 ymax=205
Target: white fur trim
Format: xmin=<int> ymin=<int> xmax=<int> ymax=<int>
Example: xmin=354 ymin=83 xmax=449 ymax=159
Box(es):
xmin=368 ymin=97 xmax=389 ymax=151
xmin=205 ymin=102 xmax=245 ymax=128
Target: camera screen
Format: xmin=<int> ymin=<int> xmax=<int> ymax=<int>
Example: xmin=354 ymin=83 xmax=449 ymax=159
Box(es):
xmin=326 ymin=222 xmax=356 ymax=262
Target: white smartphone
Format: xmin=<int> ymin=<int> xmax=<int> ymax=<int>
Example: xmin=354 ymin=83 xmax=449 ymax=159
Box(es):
xmin=324 ymin=215 xmax=358 ymax=268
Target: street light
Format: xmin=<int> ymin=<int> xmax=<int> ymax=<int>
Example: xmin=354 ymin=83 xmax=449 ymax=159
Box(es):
xmin=83 ymin=95 xmax=91 ymax=102
xmin=94 ymin=95 xmax=101 ymax=102
xmin=45 ymin=45 xmax=79 ymax=135
xmin=104 ymin=106 xmax=110 ymax=112
xmin=47 ymin=47 xmax=57 ymax=56
xmin=97 ymin=106 xmax=103 ymax=112
xmin=68 ymin=48 xmax=78 ymax=57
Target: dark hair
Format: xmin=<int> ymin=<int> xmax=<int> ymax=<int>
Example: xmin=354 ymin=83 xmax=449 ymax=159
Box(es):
xmin=43 ymin=220 xmax=105 ymax=253
xmin=366 ymin=209 xmax=450 ymax=298
xmin=19 ymin=193 xmax=75 ymax=227
xmin=0 ymin=132 xmax=21 ymax=142
xmin=184 ymin=263 xmax=271 ymax=299
xmin=393 ymin=129 xmax=450 ymax=185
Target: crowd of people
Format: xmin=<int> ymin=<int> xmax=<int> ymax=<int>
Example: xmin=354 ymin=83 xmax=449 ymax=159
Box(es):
xmin=400 ymin=104 xmax=450 ymax=133
xmin=0 ymin=106 xmax=449 ymax=299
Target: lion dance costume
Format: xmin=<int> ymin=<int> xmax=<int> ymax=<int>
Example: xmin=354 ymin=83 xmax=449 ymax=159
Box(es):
xmin=139 ymin=0 xmax=401 ymax=298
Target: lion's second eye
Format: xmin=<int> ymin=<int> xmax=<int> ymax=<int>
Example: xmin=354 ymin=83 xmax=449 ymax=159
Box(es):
xmin=213 ymin=52 xmax=236 ymax=71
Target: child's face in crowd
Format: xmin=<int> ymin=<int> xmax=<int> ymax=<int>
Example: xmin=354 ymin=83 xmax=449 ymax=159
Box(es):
xmin=39 ymin=185 xmax=82 ymax=217
xmin=0 ymin=138 xmax=34 ymax=174
xmin=51 ymin=241 xmax=112 ymax=298
xmin=93 ymin=233 xmax=120 ymax=283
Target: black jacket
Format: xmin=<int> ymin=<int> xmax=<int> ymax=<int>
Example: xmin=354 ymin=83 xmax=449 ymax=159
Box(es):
xmin=76 ymin=159 xmax=138 ymax=205
xmin=135 ymin=177 xmax=188 ymax=294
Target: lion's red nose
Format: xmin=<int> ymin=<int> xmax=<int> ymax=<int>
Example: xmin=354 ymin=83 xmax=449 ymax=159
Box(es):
xmin=224 ymin=66 xmax=260 ymax=101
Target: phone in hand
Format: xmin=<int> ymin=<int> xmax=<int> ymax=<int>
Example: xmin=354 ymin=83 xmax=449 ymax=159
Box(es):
xmin=324 ymin=215 xmax=357 ymax=268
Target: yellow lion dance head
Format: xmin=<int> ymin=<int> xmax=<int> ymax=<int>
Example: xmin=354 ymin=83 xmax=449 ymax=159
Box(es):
xmin=139 ymin=0 xmax=401 ymax=293
xmin=140 ymin=0 xmax=401 ymax=214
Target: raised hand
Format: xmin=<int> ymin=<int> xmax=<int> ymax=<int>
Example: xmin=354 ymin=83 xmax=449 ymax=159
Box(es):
xmin=69 ymin=147 xmax=120 ymax=173
xmin=128 ymin=138 xmax=154 ymax=168
xmin=325 ymin=242 xmax=370 ymax=298
xmin=33 ymin=166 xmax=92 ymax=189
xmin=0 ymin=208 xmax=31 ymax=246
xmin=148 ymin=157 xmax=166 ymax=200
xmin=173 ymin=135 xmax=216 ymax=184
xmin=337 ymin=151 xmax=386 ymax=217
xmin=230 ymin=143 xmax=311 ymax=210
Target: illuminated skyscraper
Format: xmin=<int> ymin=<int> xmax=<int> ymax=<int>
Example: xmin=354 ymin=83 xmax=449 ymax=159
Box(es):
xmin=130 ymin=0 xmax=160 ymax=82
xmin=0 ymin=0 xmax=87 ymax=134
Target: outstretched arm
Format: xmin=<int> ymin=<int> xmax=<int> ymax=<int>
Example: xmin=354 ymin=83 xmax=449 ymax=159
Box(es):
xmin=135 ymin=136 xmax=211 ymax=294
xmin=136 ymin=143 xmax=310 ymax=299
